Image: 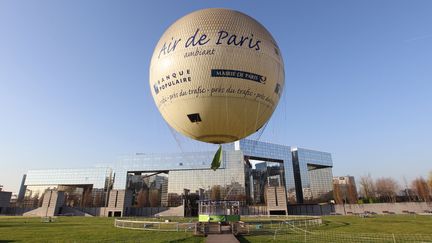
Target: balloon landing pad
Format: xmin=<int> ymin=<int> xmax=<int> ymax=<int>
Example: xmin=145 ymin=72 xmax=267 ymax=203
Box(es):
xmin=198 ymin=214 xmax=240 ymax=223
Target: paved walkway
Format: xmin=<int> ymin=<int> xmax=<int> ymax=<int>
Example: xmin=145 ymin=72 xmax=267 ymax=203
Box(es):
xmin=206 ymin=234 xmax=239 ymax=243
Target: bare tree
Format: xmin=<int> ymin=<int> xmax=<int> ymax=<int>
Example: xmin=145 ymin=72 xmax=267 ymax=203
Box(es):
xmin=333 ymin=184 xmax=344 ymax=204
xmin=136 ymin=188 xmax=149 ymax=207
xmin=167 ymin=193 xmax=182 ymax=207
xmin=38 ymin=193 xmax=44 ymax=207
xmin=428 ymin=171 xmax=432 ymax=192
xmin=375 ymin=177 xmax=399 ymax=202
xmin=210 ymin=185 xmax=221 ymax=200
xmin=93 ymin=193 xmax=104 ymax=207
xmin=402 ymin=177 xmax=415 ymax=202
xmin=31 ymin=194 xmax=40 ymax=208
xmin=412 ymin=177 xmax=431 ymax=202
xmin=149 ymin=189 xmax=160 ymax=207
xmin=359 ymin=174 xmax=375 ymax=200
xmin=346 ymin=181 xmax=358 ymax=204
xmin=82 ymin=188 xmax=93 ymax=207
xmin=333 ymin=180 xmax=358 ymax=204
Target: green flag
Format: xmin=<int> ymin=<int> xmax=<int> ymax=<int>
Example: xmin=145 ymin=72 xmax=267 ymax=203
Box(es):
xmin=211 ymin=145 xmax=222 ymax=171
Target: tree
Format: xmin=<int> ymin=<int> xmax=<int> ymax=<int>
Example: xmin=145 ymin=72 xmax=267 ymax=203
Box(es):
xmin=333 ymin=184 xmax=344 ymax=204
xmin=167 ymin=193 xmax=182 ymax=207
xmin=428 ymin=171 xmax=432 ymax=192
xmin=136 ymin=188 xmax=149 ymax=207
xmin=82 ymin=188 xmax=94 ymax=207
xmin=37 ymin=193 xmax=44 ymax=207
xmin=402 ymin=177 xmax=415 ymax=202
xmin=32 ymin=194 xmax=40 ymax=208
xmin=333 ymin=179 xmax=358 ymax=204
xmin=346 ymin=181 xmax=358 ymax=204
xmin=93 ymin=192 xmax=105 ymax=207
xmin=375 ymin=177 xmax=399 ymax=203
xmin=149 ymin=189 xmax=160 ymax=207
xmin=359 ymin=174 xmax=375 ymax=200
xmin=210 ymin=185 xmax=221 ymax=200
xmin=412 ymin=177 xmax=431 ymax=202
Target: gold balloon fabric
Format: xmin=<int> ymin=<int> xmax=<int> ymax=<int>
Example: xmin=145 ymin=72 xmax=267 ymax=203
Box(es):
xmin=150 ymin=8 xmax=284 ymax=144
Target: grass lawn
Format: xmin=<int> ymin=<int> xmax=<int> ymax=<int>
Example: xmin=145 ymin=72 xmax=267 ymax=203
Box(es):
xmin=1 ymin=215 xmax=432 ymax=242
xmin=240 ymin=215 xmax=432 ymax=242
xmin=0 ymin=216 xmax=203 ymax=242
xmin=318 ymin=215 xmax=432 ymax=234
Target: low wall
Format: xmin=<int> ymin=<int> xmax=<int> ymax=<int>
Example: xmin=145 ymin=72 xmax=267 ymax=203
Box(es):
xmin=288 ymin=204 xmax=334 ymax=215
xmin=335 ymin=202 xmax=432 ymax=215
xmin=126 ymin=207 xmax=169 ymax=217
xmin=77 ymin=207 xmax=107 ymax=216
xmin=6 ymin=203 xmax=430 ymax=217
xmin=76 ymin=207 xmax=181 ymax=217
xmin=0 ymin=207 xmax=35 ymax=215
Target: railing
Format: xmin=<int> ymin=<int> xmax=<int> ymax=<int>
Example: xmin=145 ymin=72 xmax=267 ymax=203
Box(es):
xmin=269 ymin=232 xmax=432 ymax=242
xmin=114 ymin=217 xmax=432 ymax=242
xmin=114 ymin=219 xmax=195 ymax=232
xmin=114 ymin=216 xmax=323 ymax=236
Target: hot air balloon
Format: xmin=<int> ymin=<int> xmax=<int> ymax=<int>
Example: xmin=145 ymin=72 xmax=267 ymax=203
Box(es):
xmin=149 ymin=8 xmax=284 ymax=169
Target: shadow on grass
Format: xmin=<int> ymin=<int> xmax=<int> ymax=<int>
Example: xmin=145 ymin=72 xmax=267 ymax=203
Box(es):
xmin=321 ymin=219 xmax=351 ymax=229
xmin=165 ymin=236 xmax=204 ymax=243
xmin=237 ymin=235 xmax=251 ymax=243
xmin=0 ymin=241 xmax=17 ymax=243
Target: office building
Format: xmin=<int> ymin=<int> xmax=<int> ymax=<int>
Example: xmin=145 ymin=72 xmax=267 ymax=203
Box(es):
xmin=19 ymin=139 xmax=334 ymax=216
xmin=291 ymin=148 xmax=333 ymax=203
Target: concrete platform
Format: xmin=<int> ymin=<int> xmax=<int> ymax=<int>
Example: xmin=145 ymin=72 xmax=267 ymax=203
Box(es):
xmin=206 ymin=234 xmax=239 ymax=243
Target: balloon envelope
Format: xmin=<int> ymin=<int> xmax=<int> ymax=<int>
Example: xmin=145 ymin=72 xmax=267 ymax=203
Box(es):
xmin=150 ymin=8 xmax=284 ymax=144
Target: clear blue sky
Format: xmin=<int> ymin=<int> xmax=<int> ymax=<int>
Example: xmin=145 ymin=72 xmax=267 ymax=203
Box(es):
xmin=1 ymin=1 xmax=431 ymax=193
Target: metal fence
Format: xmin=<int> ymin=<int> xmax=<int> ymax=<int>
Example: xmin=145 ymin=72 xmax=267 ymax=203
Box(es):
xmin=267 ymin=232 xmax=432 ymax=242
xmin=114 ymin=217 xmax=432 ymax=242
xmin=114 ymin=219 xmax=195 ymax=232
xmin=114 ymin=216 xmax=322 ymax=234
xmin=246 ymin=223 xmax=432 ymax=243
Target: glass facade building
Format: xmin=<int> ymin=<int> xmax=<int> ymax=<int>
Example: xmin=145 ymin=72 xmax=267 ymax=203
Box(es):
xmin=20 ymin=139 xmax=334 ymax=213
xmin=228 ymin=140 xmax=296 ymax=203
xmin=22 ymin=168 xmax=112 ymax=208
xmin=292 ymin=148 xmax=333 ymax=203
